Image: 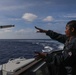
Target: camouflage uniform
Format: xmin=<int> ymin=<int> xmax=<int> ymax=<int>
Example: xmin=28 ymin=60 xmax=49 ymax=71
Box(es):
xmin=45 ymin=30 xmax=76 ymax=75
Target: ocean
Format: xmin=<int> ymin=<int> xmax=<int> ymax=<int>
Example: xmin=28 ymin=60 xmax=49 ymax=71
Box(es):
xmin=0 ymin=39 xmax=64 ymax=65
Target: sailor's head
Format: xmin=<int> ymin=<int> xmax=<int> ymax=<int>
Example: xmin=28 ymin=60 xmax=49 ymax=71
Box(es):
xmin=65 ymin=20 xmax=76 ymax=37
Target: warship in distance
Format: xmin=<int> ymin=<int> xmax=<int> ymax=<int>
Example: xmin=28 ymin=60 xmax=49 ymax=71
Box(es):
xmin=0 ymin=25 xmax=50 ymax=75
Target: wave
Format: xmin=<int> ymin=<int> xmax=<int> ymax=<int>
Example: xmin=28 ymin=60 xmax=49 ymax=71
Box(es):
xmin=42 ymin=46 xmax=54 ymax=53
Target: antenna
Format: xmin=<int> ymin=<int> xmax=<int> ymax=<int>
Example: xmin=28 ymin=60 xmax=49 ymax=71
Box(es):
xmin=0 ymin=25 xmax=15 ymax=29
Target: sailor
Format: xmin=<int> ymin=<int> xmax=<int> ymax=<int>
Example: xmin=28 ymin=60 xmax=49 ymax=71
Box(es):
xmin=35 ymin=20 xmax=76 ymax=75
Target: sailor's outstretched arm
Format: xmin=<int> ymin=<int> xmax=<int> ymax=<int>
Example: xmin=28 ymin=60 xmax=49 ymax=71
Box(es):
xmin=35 ymin=26 xmax=67 ymax=43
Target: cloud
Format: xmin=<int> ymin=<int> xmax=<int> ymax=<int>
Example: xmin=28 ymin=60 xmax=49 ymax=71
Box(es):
xmin=43 ymin=16 xmax=53 ymax=22
xmin=3 ymin=29 xmax=12 ymax=33
xmin=63 ymin=14 xmax=76 ymax=18
xmin=14 ymin=28 xmax=48 ymax=39
xmin=0 ymin=28 xmax=49 ymax=39
xmin=0 ymin=28 xmax=12 ymax=33
xmin=22 ymin=13 xmax=38 ymax=22
xmin=0 ymin=28 xmax=34 ymax=39
xmin=15 ymin=28 xmax=34 ymax=34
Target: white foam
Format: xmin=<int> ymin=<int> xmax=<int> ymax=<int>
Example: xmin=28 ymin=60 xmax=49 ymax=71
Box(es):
xmin=42 ymin=46 xmax=53 ymax=53
xmin=58 ymin=44 xmax=64 ymax=49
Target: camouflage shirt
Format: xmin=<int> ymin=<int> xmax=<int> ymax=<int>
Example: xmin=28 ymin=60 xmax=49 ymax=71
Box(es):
xmin=46 ymin=30 xmax=76 ymax=75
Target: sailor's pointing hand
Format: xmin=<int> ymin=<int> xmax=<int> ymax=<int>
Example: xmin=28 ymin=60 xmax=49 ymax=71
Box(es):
xmin=35 ymin=26 xmax=47 ymax=33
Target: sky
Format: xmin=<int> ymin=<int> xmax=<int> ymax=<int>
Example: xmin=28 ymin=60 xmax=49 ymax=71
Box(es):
xmin=0 ymin=0 xmax=76 ymax=39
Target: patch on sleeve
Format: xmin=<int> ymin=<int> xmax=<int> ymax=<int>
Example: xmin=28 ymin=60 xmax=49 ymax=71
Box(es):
xmin=68 ymin=52 xmax=72 ymax=56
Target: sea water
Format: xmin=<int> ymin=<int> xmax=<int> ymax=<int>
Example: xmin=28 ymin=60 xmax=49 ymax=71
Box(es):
xmin=0 ymin=39 xmax=64 ymax=65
